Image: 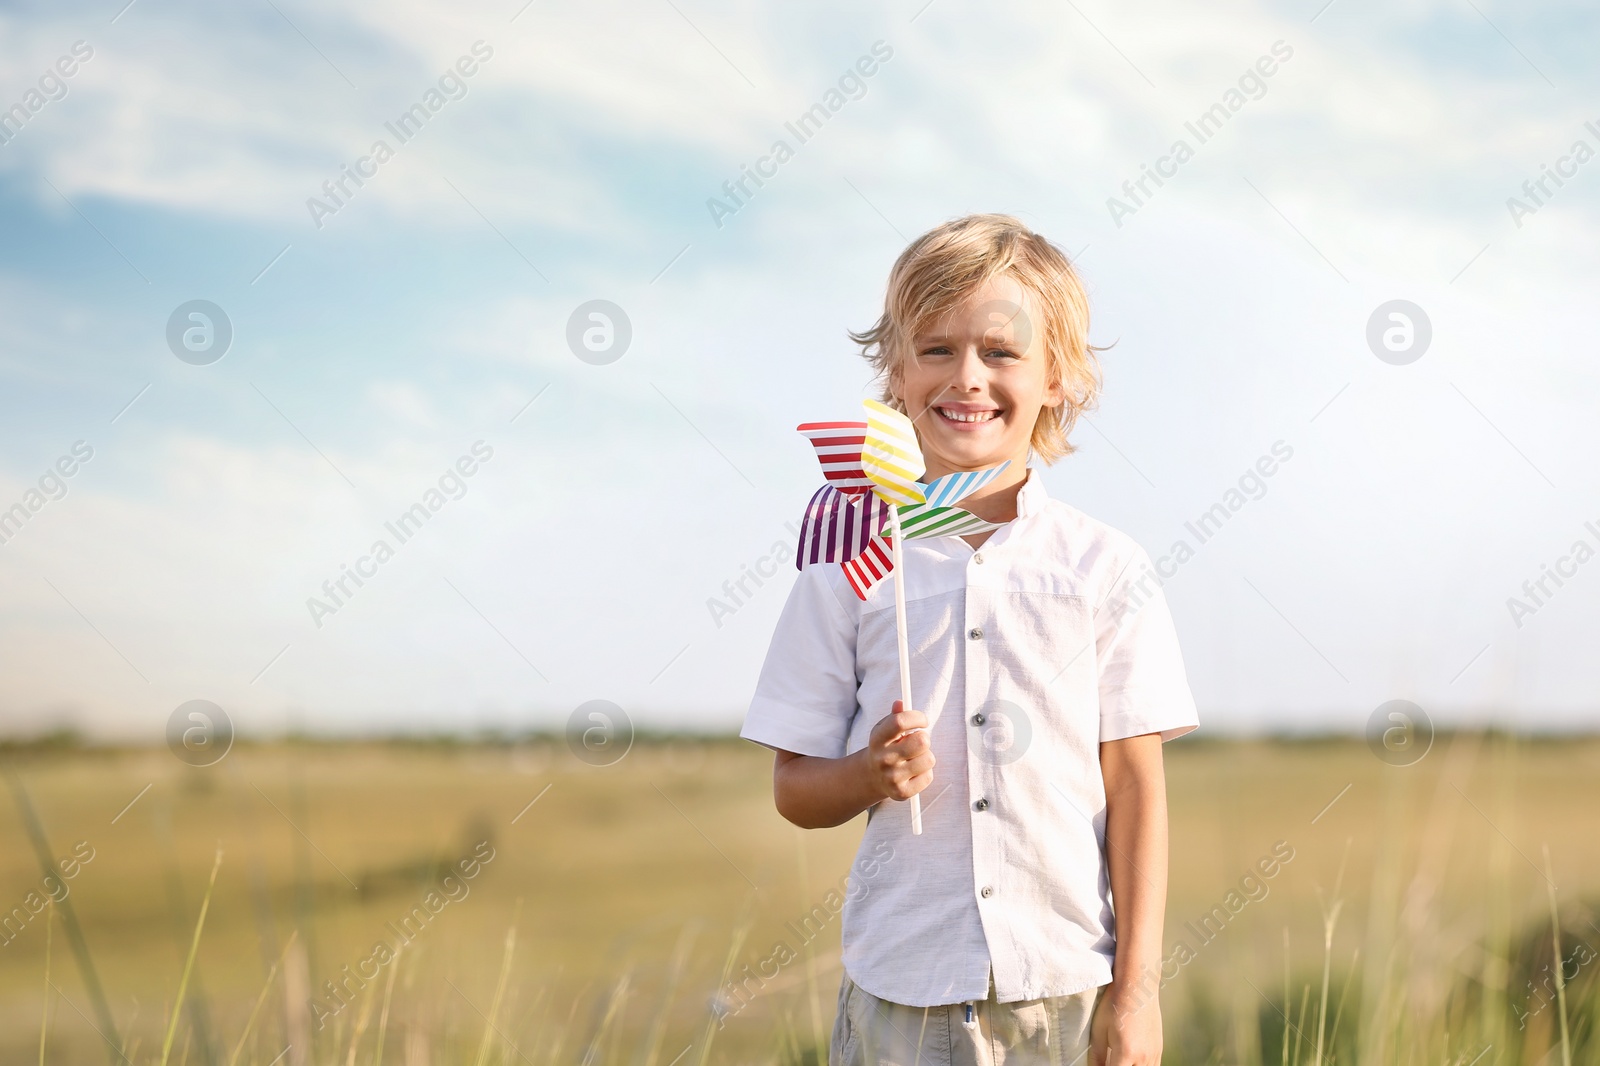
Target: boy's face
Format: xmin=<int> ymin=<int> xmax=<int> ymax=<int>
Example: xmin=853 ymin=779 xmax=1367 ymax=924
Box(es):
xmin=891 ymin=275 xmax=1063 ymax=479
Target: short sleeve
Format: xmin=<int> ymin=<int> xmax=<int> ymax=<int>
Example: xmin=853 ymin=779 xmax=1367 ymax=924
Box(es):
xmin=1094 ymin=548 xmax=1199 ymax=743
xmin=741 ymin=565 xmax=860 ymax=758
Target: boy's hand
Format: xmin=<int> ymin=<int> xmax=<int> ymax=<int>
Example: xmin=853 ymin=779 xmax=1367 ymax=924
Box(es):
xmin=862 ymin=701 xmax=933 ymax=801
xmin=1089 ymin=981 xmax=1161 ymax=1066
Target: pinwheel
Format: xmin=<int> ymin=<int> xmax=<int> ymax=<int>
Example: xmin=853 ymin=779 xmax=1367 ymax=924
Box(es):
xmin=794 ymin=399 xmax=1009 ymax=833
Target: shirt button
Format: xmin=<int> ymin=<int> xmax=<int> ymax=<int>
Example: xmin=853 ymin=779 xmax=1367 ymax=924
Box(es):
xmin=980 ymin=886 xmax=994 ymax=898
xmin=968 ymin=627 xmax=983 ymax=640
xmin=974 ymin=798 xmax=989 ymax=812
xmin=971 ymin=713 xmax=985 ymax=726
xmin=973 ymin=553 xmax=985 ymax=564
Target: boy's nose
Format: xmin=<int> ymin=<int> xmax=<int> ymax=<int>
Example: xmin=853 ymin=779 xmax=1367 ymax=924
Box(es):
xmin=948 ymin=352 xmax=990 ymax=389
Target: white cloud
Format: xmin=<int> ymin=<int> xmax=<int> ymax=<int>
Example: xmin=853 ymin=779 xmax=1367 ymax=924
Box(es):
xmin=1 ymin=0 xmax=1590 ymax=268
xmin=2 ymin=0 xmax=1599 ymax=737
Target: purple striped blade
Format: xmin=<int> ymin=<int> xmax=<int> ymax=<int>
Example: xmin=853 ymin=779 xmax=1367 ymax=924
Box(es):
xmin=795 ymin=484 xmax=889 ymax=570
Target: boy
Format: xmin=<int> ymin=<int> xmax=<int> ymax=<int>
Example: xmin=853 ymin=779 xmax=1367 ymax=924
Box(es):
xmin=741 ymin=214 xmax=1197 ymax=1066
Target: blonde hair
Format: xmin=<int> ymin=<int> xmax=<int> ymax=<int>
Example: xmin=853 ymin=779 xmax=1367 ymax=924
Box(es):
xmin=849 ymin=213 xmax=1105 ymax=464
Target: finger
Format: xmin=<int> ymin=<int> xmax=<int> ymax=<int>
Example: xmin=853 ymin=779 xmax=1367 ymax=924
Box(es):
xmin=877 ymin=726 xmax=927 ymax=758
xmin=870 ymin=712 xmax=903 ymax=747
xmin=888 ymin=745 xmax=931 ymax=773
xmin=887 ymin=730 xmax=932 ymax=757
xmin=1088 ymin=997 xmax=1110 ymax=1066
xmin=883 ymin=747 xmax=934 ymax=780
xmin=872 ymin=703 xmax=925 ymax=743
xmin=884 ymin=723 xmax=928 ymax=752
xmin=892 ymin=706 xmax=930 ymax=731
xmin=885 ymin=700 xmax=929 ymax=729
xmin=893 ymin=769 xmax=934 ymax=799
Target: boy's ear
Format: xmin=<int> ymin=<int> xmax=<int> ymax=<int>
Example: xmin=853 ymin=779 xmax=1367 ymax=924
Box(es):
xmin=1042 ymin=374 xmax=1067 ymax=410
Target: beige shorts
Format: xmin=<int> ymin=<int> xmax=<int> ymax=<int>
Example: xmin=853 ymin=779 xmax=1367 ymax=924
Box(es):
xmin=829 ymin=972 xmax=1105 ymax=1066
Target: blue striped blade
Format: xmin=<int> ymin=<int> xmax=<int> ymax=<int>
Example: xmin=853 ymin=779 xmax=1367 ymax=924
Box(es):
xmin=921 ymin=460 xmax=1011 ymax=508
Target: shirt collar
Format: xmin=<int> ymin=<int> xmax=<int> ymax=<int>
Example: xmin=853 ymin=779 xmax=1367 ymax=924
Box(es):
xmin=1015 ymin=465 xmax=1049 ymax=519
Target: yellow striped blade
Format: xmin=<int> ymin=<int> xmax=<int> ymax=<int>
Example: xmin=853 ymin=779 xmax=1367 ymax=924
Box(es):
xmin=861 ymin=399 xmax=926 ymax=506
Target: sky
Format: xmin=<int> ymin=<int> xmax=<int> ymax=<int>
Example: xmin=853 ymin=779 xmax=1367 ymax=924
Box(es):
xmin=0 ymin=0 xmax=1597 ymax=741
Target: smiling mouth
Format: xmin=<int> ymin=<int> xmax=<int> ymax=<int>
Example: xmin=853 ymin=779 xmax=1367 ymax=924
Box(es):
xmin=935 ymin=407 xmax=1000 ymax=424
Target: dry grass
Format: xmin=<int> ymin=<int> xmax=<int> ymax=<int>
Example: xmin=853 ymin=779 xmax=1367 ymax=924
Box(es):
xmin=0 ymin=733 xmax=1597 ymax=1063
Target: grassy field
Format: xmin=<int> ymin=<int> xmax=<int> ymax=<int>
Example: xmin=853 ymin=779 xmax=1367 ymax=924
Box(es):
xmin=1 ymin=733 xmax=1598 ymax=1065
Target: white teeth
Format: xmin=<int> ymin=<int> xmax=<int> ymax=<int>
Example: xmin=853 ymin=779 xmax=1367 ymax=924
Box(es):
xmin=938 ymin=408 xmax=997 ymax=423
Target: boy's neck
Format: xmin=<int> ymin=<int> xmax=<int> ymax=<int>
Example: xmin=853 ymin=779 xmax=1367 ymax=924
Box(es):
xmin=924 ymin=453 xmax=1032 ymax=526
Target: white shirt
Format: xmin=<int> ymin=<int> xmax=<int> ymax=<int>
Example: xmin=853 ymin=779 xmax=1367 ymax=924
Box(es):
xmin=741 ymin=467 xmax=1198 ymax=1007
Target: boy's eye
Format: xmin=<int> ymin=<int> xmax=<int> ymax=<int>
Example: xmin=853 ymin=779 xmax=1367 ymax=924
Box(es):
xmin=917 ymin=346 xmax=1018 ymax=359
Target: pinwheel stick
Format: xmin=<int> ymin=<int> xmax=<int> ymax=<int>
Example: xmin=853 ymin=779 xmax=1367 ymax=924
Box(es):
xmin=885 ymin=505 xmax=924 ymax=835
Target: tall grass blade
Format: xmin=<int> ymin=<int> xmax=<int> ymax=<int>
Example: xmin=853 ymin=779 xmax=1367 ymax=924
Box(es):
xmin=371 ymin=943 xmax=402 ymax=1066
xmin=283 ymin=934 xmax=312 ymax=1066
xmin=343 ymin=974 xmax=378 ymax=1066
xmin=474 ymin=924 xmax=517 ymax=1066
xmin=1313 ymin=840 xmax=1349 ymax=1066
xmin=1292 ymin=983 xmax=1309 ymax=1066
xmin=1281 ymin=927 xmax=1291 ymax=1066
xmin=1326 ymin=947 xmax=1357 ymax=1065
xmin=794 ymin=830 xmax=825 ymax=1059
xmin=1358 ymin=767 xmax=1407 ymax=1064
xmin=122 ymin=1004 xmax=142 ymax=1064
xmin=545 ymin=976 xmax=584 ymax=1066
xmin=155 ymin=798 xmax=221 ymax=1066
xmin=227 ymin=931 xmax=297 ymax=1066
xmin=1544 ymin=844 xmax=1572 ymax=1066
xmin=3 ymin=767 xmax=122 ymax=1061
xmin=698 ymin=895 xmax=755 ymax=1066
xmin=581 ymin=968 xmax=632 ymax=1066
xmin=642 ymin=924 xmax=698 ymax=1066
xmin=39 ymin=899 xmax=53 ymax=1066
xmin=161 ymin=849 xmax=223 ymax=1066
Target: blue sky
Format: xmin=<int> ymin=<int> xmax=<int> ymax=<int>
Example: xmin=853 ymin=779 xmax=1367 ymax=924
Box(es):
xmin=1 ymin=0 xmax=1597 ymax=739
